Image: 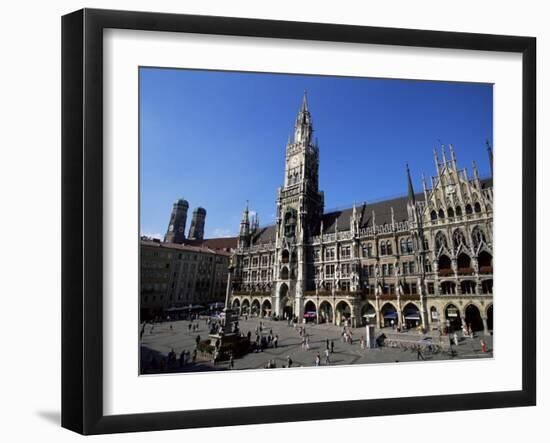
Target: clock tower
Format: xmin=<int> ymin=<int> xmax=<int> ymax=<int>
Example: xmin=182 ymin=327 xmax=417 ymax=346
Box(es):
xmin=274 ymin=91 xmax=324 ymax=319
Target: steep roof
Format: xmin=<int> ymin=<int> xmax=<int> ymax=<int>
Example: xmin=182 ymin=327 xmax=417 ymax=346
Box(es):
xmin=186 ymin=237 xmax=238 ymax=251
xmin=250 ymin=225 xmax=277 ymax=245
xmin=247 ymin=176 xmax=493 ymax=244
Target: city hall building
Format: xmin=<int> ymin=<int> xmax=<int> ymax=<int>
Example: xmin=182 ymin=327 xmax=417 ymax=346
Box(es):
xmin=229 ymin=93 xmax=494 ymax=334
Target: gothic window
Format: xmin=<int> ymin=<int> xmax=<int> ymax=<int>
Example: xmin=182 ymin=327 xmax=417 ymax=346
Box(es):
xmin=481 ymin=279 xmax=493 ymax=294
xmin=441 ymin=281 xmax=456 ymax=295
xmin=382 ymin=264 xmax=388 ymax=276
xmin=367 ymin=243 xmax=373 ymax=257
xmin=474 ymin=202 xmax=482 ymax=213
xmin=435 ymin=231 xmax=448 ymax=251
xmin=325 ymin=264 xmax=335 ymax=277
xmin=423 ymin=238 xmax=430 ymax=250
xmin=341 ymin=246 xmax=351 ymax=259
xmin=386 ymin=241 xmax=393 ymax=255
xmin=406 ymin=237 xmax=414 ymax=253
xmin=400 ymin=238 xmax=407 ymax=254
xmin=448 ymin=207 xmax=455 ymax=218
xmin=388 ymin=264 xmax=394 ymax=275
xmin=409 ymin=262 xmax=415 ymax=274
xmin=380 ymin=242 xmax=387 ymax=256
xmin=403 ymin=262 xmax=409 ymax=274
xmin=430 ymin=210 xmax=437 ymax=221
xmin=325 ymin=248 xmax=335 ymax=261
xmin=471 ymin=227 xmax=486 ymax=250
xmin=455 ymin=206 xmax=462 ymax=216
xmin=313 ymin=249 xmax=320 ymax=262
xmin=282 ymin=250 xmax=289 ymax=264
xmin=369 ymin=265 xmax=374 ymax=277
xmin=261 ymin=256 xmax=268 ymax=266
xmin=252 ymin=257 xmax=258 ymax=267
xmin=465 ymin=204 xmax=473 ymax=215
xmin=452 ymin=229 xmax=467 ymax=250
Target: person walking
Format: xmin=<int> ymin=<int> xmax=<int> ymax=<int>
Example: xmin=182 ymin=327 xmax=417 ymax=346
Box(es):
xmin=287 ymin=355 xmax=293 ymax=368
xmin=274 ymin=334 xmax=279 ymax=348
xmin=229 ymin=354 xmax=234 ymax=369
xmin=324 ymin=348 xmax=330 ymax=365
xmin=417 ymin=347 xmax=425 ymax=361
xmin=480 ymin=339 xmax=487 ymax=353
xmin=315 ymin=353 xmax=321 ymax=366
xmin=330 ymin=340 xmax=335 ymax=354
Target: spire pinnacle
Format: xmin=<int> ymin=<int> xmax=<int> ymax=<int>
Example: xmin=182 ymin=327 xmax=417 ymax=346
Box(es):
xmin=486 ymin=139 xmax=494 ymax=176
xmin=301 ymin=89 xmax=308 ymax=112
xmin=406 ymin=163 xmax=416 ymax=204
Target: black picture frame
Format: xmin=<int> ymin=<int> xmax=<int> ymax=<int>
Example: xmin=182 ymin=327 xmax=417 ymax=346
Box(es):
xmin=62 ymin=8 xmax=536 ymax=435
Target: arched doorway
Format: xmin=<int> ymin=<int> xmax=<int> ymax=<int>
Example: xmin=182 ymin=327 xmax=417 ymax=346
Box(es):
xmin=304 ymin=300 xmax=317 ymax=323
xmin=232 ymin=298 xmax=241 ymax=314
xmin=319 ymin=301 xmax=333 ymax=324
xmin=487 ymin=305 xmax=493 ymax=332
xmin=465 ymin=304 xmax=484 ymax=332
xmin=251 ymin=299 xmax=260 ymax=316
xmin=279 ymin=284 xmax=293 ymax=319
xmin=360 ymin=303 xmax=376 ymax=326
xmin=381 ymin=303 xmax=398 ymax=328
xmin=241 ymin=299 xmax=250 ymax=315
xmin=402 ymin=303 xmax=421 ymax=329
xmin=335 ymin=301 xmax=351 ymax=326
xmin=445 ymin=304 xmax=462 ymax=332
xmin=261 ymin=299 xmax=272 ymax=318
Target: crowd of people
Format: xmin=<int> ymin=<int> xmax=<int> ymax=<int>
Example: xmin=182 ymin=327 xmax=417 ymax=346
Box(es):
xmin=140 ymin=312 xmax=491 ymax=373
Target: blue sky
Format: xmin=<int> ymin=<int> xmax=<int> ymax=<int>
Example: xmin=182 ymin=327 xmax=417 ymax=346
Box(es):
xmin=140 ymin=68 xmax=493 ymax=239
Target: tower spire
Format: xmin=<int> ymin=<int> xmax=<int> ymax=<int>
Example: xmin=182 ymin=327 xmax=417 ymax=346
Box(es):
xmin=406 ymin=163 xmax=416 ymax=204
xmin=433 ymin=148 xmax=440 ymax=176
xmin=486 ymin=139 xmax=494 ymax=176
xmin=301 ymin=89 xmax=308 ymax=112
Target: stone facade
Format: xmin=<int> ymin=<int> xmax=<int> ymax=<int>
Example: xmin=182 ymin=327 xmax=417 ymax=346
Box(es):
xmin=140 ymin=239 xmax=232 ymax=320
xmin=229 ymin=92 xmax=494 ymax=334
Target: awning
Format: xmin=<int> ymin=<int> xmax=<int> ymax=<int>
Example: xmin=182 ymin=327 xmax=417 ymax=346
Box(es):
xmin=363 ymin=313 xmax=377 ymax=318
xmin=304 ymin=312 xmax=316 ymax=318
xmin=383 ymin=311 xmax=398 ymax=319
xmin=404 ymin=314 xmax=420 ymax=320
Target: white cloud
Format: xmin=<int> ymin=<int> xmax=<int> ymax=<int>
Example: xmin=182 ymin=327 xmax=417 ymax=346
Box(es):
xmin=212 ymin=228 xmax=233 ymax=238
xmin=141 ymin=232 xmax=163 ymax=240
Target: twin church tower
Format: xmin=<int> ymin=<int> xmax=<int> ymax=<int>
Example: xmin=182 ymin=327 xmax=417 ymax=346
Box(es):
xmin=164 ymin=200 xmax=207 ymax=243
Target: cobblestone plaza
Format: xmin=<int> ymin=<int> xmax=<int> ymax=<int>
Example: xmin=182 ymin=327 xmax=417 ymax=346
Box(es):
xmin=140 ymin=316 xmax=492 ymax=373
